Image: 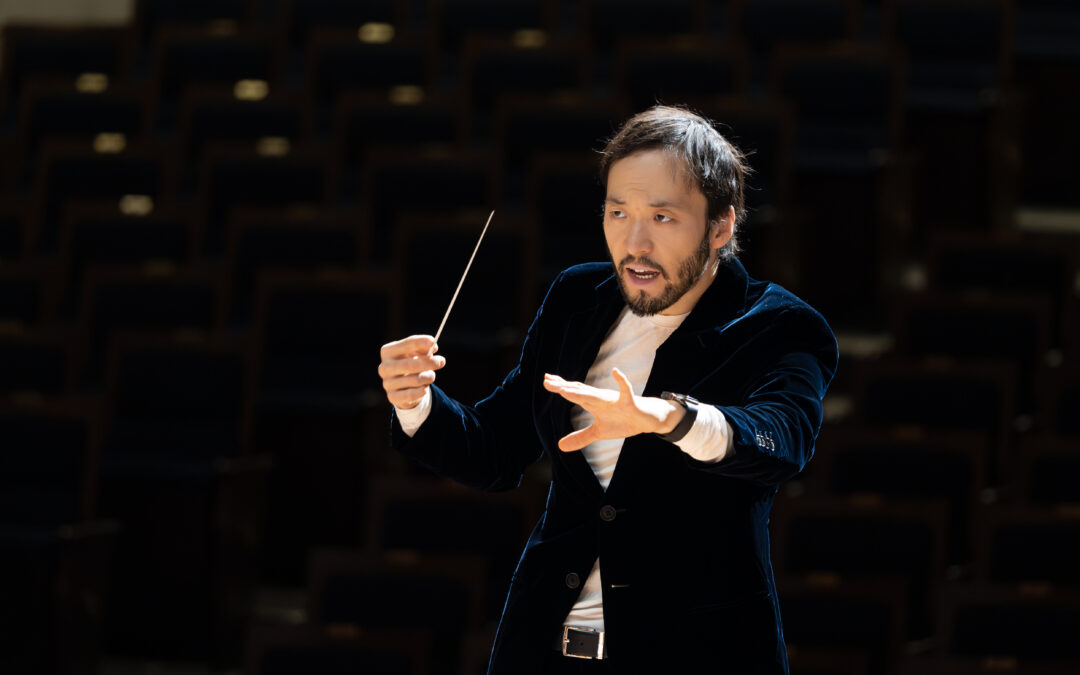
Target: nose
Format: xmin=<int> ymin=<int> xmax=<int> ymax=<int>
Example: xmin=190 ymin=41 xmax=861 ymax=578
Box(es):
xmin=625 ymin=215 xmax=652 ymax=257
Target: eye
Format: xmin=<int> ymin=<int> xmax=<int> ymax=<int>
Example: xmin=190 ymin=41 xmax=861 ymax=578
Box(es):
xmin=654 ymin=213 xmax=673 ymax=223
xmin=609 ymin=209 xmax=625 ymax=219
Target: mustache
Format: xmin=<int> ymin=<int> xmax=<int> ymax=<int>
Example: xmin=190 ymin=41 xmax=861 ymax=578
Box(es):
xmin=618 ymin=256 xmax=669 ymax=280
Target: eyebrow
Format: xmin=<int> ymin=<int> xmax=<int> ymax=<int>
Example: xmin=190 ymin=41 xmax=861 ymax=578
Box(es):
xmin=605 ymin=196 xmax=687 ymax=210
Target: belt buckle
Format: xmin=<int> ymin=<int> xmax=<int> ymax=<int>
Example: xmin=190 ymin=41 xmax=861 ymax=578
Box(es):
xmin=562 ymin=625 xmax=604 ymax=660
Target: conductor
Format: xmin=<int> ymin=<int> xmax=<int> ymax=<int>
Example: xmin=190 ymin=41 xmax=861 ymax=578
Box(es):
xmin=377 ymin=106 xmax=838 ymax=674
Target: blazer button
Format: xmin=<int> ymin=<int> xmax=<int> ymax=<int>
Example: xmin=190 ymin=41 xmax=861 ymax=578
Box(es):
xmin=565 ymin=572 xmax=581 ymax=589
xmin=599 ymin=505 xmax=617 ymax=522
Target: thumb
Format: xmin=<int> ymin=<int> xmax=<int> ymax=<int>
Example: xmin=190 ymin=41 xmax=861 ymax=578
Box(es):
xmin=558 ymin=425 xmax=599 ymax=453
xmin=611 ymin=367 xmax=634 ymax=400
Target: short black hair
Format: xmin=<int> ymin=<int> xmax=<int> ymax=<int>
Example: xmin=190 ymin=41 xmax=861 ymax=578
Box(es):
xmin=600 ymin=105 xmax=750 ymax=262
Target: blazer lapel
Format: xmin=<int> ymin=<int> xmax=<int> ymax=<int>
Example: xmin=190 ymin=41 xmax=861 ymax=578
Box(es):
xmin=548 ymin=271 xmax=625 ymax=500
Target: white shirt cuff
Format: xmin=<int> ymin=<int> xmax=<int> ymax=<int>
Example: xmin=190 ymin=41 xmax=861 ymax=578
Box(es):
xmin=675 ymin=404 xmax=733 ymax=463
xmin=395 ymin=389 xmax=432 ymax=437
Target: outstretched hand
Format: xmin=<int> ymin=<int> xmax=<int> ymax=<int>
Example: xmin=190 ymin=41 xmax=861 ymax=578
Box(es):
xmin=542 ymin=368 xmax=683 ymax=452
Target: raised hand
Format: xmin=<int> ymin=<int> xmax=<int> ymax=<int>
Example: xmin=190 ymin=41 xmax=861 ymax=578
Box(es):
xmin=542 ymin=368 xmax=683 ymax=452
xmin=379 ymin=335 xmax=446 ymax=409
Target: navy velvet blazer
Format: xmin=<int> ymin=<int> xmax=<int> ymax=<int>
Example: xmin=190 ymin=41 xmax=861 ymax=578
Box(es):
xmin=390 ymin=258 xmax=839 ymax=674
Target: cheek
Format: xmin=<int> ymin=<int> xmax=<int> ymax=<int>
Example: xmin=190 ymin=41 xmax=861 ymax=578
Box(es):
xmin=603 ymin=222 xmax=621 ymax=251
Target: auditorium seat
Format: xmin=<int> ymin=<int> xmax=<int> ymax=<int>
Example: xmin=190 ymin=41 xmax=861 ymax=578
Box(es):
xmin=152 ymin=25 xmax=282 ymax=128
xmin=0 ymin=198 xmax=26 ymax=261
xmin=98 ymin=332 xmax=269 ymax=661
xmin=773 ymin=44 xmax=902 ymax=171
xmin=29 ymin=140 xmax=167 ymax=255
xmin=941 ymin=585 xmax=1080 ymax=664
xmin=252 ymin=269 xmax=397 ymax=583
xmin=102 ymin=332 xmax=252 ymax=462
xmin=460 ymin=36 xmax=590 ymax=127
xmin=75 ymin=263 xmax=223 ymax=389
xmin=0 ymin=24 xmax=135 ymax=123
xmin=332 ymin=92 xmax=466 ymax=188
xmin=694 ymin=97 xmax=796 ymax=283
xmin=14 ymin=78 xmax=150 ymax=190
xmin=223 ymin=206 xmax=367 ymax=326
xmin=772 ymin=494 xmax=947 ymax=639
xmin=890 ymin=290 xmax=1053 ymax=415
xmin=305 ymin=29 xmax=433 ymax=121
xmin=366 ymin=476 xmax=542 ymax=621
xmin=432 ymin=0 xmax=556 ymax=58
xmin=0 ymin=397 xmax=116 ymax=674
xmin=884 ymin=0 xmax=1015 ymax=234
xmin=254 ymin=269 xmax=394 ymax=405
xmin=196 ymin=142 xmax=332 ymax=257
xmin=1043 ymin=367 xmax=1080 ymax=438
xmin=926 ymin=232 xmax=1078 ymax=351
xmin=1015 ymin=435 xmax=1080 ymax=507
xmin=0 ymin=262 xmax=55 ymax=325
xmin=582 ymin=0 xmax=705 ymax=54
xmin=732 ymin=0 xmax=860 ymax=52
xmin=0 ymin=326 xmax=75 ymax=396
xmin=1013 ymin=0 xmax=1080 ymax=210
xmin=494 ymin=95 xmax=623 ymax=202
xmin=777 ymin=575 xmax=908 ymax=675
xmin=176 ymin=84 xmax=308 ymax=193
xmin=809 ymin=426 xmax=988 ymax=565
xmin=279 ymin=0 xmax=406 ymax=50
xmin=134 ymin=0 xmax=259 ymax=51
xmin=770 ymin=44 xmax=904 ymax=326
xmin=850 ymin=359 xmax=1016 ymax=485
xmin=525 ymin=151 xmax=608 ymax=291
xmin=307 ymin=549 xmax=486 ymax=675
xmin=56 ymin=200 xmax=195 ymax=319
xmin=244 ymin=623 xmax=428 ymax=675
xmin=394 ymin=211 xmax=537 ymax=406
xmin=361 ymin=148 xmax=495 ymax=262
xmin=612 ymin=38 xmax=747 ymax=113
xmin=974 ymin=505 xmax=1080 ymax=589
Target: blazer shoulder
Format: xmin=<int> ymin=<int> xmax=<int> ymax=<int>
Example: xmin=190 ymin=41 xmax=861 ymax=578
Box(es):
xmin=749 ymin=282 xmax=837 ymax=351
xmin=555 ymin=262 xmax=615 ymax=288
xmin=542 ymin=262 xmax=615 ymax=306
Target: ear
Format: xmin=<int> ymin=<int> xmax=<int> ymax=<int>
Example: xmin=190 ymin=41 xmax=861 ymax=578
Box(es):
xmin=708 ymin=205 xmax=736 ymax=252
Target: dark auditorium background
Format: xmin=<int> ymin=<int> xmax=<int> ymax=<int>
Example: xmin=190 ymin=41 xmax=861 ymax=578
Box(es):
xmin=1 ymin=0 xmax=1078 ymax=673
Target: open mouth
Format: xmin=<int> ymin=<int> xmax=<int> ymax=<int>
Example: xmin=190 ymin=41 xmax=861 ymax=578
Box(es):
xmin=626 ymin=265 xmax=662 ymax=281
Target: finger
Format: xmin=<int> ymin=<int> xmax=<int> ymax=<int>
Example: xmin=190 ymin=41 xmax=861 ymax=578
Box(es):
xmin=543 ymin=377 xmax=595 ymax=406
xmin=558 ymin=425 xmax=600 ymax=452
xmin=379 ymin=354 xmax=446 ymax=379
xmin=380 ymin=335 xmax=437 ymax=360
xmin=382 ymin=371 xmax=436 ymax=393
xmin=388 ymin=386 xmax=429 ymax=408
xmin=611 ymin=367 xmax=634 ymax=399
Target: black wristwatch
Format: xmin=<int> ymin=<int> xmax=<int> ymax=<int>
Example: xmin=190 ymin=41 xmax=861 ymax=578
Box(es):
xmin=655 ymin=391 xmax=699 ymax=443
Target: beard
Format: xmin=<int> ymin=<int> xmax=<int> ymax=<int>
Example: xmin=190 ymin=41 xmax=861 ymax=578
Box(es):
xmin=612 ymin=229 xmax=713 ymax=317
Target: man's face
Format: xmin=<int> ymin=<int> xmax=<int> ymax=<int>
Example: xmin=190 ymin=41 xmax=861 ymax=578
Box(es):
xmin=604 ymin=149 xmax=722 ymax=316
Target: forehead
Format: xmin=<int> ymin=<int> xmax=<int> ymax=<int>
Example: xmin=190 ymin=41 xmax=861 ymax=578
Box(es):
xmin=605 ymin=148 xmax=701 ymax=203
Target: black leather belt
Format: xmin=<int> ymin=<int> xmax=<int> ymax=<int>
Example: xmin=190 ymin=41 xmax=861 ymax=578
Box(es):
xmin=554 ymin=625 xmax=607 ymax=659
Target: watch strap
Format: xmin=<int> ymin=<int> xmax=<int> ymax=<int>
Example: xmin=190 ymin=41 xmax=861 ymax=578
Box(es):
xmin=655 ymin=391 xmax=699 ymax=443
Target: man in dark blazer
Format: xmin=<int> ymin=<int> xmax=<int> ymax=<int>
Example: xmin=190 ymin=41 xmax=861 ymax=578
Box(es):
xmin=378 ymin=106 xmax=838 ymax=674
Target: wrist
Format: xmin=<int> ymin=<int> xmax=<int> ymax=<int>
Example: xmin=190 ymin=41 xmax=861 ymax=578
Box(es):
xmin=655 ymin=400 xmax=685 ymax=434
xmin=654 ymin=392 xmax=699 ymax=443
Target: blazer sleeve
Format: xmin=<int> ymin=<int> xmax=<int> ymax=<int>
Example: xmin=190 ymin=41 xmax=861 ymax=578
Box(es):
xmin=387 ymin=274 xmax=557 ymax=492
xmin=701 ymin=307 xmax=839 ymax=486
